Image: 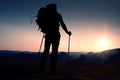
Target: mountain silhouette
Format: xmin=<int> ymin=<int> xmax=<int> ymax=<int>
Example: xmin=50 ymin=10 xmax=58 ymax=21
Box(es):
xmin=0 ymin=48 xmax=120 ymax=79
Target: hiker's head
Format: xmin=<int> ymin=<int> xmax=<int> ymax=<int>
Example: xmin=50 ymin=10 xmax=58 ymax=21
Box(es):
xmin=46 ymin=3 xmax=57 ymax=12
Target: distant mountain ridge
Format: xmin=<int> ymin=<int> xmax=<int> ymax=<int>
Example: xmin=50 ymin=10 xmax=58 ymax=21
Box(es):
xmin=0 ymin=48 xmax=120 ymax=78
xmin=0 ymin=48 xmax=120 ymax=61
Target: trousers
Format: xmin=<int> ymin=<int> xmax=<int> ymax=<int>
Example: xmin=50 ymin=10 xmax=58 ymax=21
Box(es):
xmin=40 ymin=33 xmax=60 ymax=74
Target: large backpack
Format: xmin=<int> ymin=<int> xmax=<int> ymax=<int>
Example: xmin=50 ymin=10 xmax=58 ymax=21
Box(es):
xmin=36 ymin=7 xmax=48 ymax=33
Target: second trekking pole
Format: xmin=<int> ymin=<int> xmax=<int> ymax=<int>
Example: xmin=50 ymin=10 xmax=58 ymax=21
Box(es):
xmin=67 ymin=35 xmax=70 ymax=74
xmin=39 ymin=33 xmax=45 ymax=53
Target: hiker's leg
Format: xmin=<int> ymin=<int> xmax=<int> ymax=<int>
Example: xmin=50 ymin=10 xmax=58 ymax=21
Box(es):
xmin=50 ymin=36 xmax=60 ymax=75
xmin=40 ymin=36 xmax=51 ymax=72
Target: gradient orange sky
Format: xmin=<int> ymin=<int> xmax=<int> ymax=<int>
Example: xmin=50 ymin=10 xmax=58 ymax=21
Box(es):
xmin=0 ymin=0 xmax=120 ymax=52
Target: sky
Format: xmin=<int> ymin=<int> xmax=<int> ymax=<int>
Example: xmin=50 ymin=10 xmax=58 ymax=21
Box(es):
xmin=0 ymin=0 xmax=120 ymax=52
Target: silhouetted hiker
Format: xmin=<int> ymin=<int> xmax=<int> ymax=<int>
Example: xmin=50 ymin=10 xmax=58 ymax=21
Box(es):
xmin=38 ymin=3 xmax=72 ymax=76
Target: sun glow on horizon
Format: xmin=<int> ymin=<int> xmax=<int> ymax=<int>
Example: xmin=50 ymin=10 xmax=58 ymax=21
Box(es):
xmin=0 ymin=24 xmax=119 ymax=53
xmin=100 ymin=39 xmax=109 ymax=48
xmin=94 ymin=38 xmax=111 ymax=52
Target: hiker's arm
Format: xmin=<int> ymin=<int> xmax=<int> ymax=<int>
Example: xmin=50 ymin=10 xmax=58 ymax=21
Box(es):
xmin=59 ymin=14 xmax=71 ymax=35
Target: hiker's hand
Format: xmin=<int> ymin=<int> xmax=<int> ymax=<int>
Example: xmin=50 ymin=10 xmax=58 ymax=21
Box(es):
xmin=68 ymin=31 xmax=72 ymax=36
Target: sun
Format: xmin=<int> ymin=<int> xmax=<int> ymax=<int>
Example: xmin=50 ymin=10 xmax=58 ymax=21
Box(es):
xmin=95 ymin=38 xmax=110 ymax=51
xmin=100 ymin=39 xmax=108 ymax=48
xmin=99 ymin=39 xmax=110 ymax=51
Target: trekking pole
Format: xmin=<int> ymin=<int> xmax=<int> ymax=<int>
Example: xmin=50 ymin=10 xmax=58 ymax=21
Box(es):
xmin=67 ymin=35 xmax=70 ymax=74
xmin=39 ymin=33 xmax=45 ymax=53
